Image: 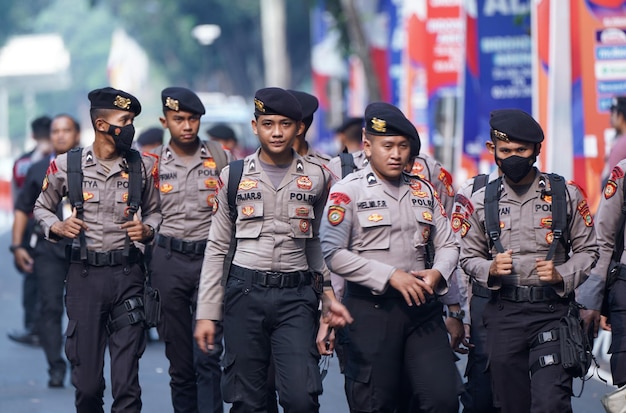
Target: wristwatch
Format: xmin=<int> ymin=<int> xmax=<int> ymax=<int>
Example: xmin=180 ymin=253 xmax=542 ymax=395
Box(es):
xmin=9 ymin=244 xmax=22 ymax=254
xmin=448 ymin=309 xmax=465 ymax=322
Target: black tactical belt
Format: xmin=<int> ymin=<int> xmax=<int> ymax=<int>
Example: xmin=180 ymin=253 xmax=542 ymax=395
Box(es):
xmin=155 ymin=234 xmax=207 ymax=255
xmin=496 ymin=285 xmax=562 ymax=303
xmin=471 ymin=282 xmax=492 ymax=299
xmin=68 ymin=247 xmax=141 ymax=266
xmin=346 ymin=281 xmax=436 ymax=302
xmin=230 ymin=264 xmax=310 ymax=288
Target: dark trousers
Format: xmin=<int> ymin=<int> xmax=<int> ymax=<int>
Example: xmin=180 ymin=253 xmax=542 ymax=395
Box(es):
xmin=343 ymin=291 xmax=459 ymax=413
xmin=34 ymin=240 xmax=68 ymax=377
xmin=23 ymin=270 xmax=39 ymax=331
xmin=151 ymin=245 xmax=223 ymax=413
xmin=65 ymin=262 xmax=146 ymax=413
xmin=462 ymin=294 xmax=499 ymax=413
xmin=483 ymin=297 xmax=573 ymax=413
xmin=222 ymin=275 xmax=322 ymax=413
xmin=608 ymin=279 xmax=626 ymax=387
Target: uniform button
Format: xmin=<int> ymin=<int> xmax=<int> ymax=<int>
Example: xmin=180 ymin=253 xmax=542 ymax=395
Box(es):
xmin=548 ymin=304 xmax=555 ymax=312
xmin=374 ymin=304 xmax=381 ymax=309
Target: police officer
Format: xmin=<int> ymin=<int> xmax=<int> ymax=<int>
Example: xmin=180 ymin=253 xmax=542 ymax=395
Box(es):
xmin=151 ymin=87 xmax=230 ymax=413
xmin=8 ymin=115 xmax=53 ymax=346
xmin=12 ymin=114 xmax=81 ymax=388
xmin=460 ymin=109 xmax=598 ymax=413
xmin=452 ymin=167 xmax=500 ymax=413
xmin=578 ymin=160 xmax=626 ymax=388
xmin=321 ymin=102 xmax=460 ymax=413
xmin=194 ymin=87 xmax=351 ymax=413
xmin=34 ymin=87 xmax=162 ymax=413
xmin=288 ymin=90 xmax=332 ymax=165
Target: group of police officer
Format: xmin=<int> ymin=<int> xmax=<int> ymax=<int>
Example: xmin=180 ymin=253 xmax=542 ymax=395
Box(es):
xmin=27 ymin=83 xmax=626 ymax=413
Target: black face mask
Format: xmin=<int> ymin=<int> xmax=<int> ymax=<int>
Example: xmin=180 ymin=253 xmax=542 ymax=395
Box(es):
xmin=496 ymin=154 xmax=535 ymax=183
xmin=104 ymin=122 xmax=135 ymax=153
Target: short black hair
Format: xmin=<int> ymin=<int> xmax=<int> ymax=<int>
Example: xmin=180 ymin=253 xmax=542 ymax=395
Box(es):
xmin=89 ymin=108 xmax=113 ymax=127
xmin=53 ymin=113 xmax=80 ymax=133
xmin=31 ymin=116 xmax=52 ymax=140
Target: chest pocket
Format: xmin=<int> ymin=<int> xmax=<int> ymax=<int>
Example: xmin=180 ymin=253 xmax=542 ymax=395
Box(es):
xmin=288 ymin=203 xmax=315 ymax=239
xmin=114 ymin=188 xmax=133 ymax=224
xmin=81 ymin=189 xmax=100 ymax=223
xmin=197 ymin=177 xmax=218 ymax=211
xmin=355 ymin=209 xmax=390 ymax=251
xmin=236 ymin=201 xmax=263 ymax=239
xmin=412 ymin=206 xmax=434 ymax=248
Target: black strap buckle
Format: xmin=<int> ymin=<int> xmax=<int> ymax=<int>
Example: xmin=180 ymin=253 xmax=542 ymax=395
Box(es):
xmin=539 ymin=353 xmax=559 ymax=367
xmin=538 ymin=329 xmax=559 ymax=344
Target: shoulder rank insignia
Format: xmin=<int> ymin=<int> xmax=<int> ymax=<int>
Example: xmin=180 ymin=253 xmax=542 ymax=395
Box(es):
xmin=366 ymin=173 xmax=377 ymax=184
xmin=296 ymin=159 xmax=304 ymax=173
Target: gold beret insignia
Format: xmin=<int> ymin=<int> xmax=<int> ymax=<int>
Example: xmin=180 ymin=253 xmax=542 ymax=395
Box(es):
xmin=114 ymin=95 xmax=131 ymax=110
xmin=165 ymin=96 xmax=179 ymax=111
xmin=492 ymin=129 xmax=509 ymax=142
xmin=254 ymin=98 xmax=265 ymax=112
xmin=371 ymin=117 xmax=386 ymax=133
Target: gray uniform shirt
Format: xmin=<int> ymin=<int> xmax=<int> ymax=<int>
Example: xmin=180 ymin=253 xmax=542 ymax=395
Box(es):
xmin=578 ymin=160 xmax=626 ymax=310
xmin=155 ymin=140 xmax=231 ymax=241
xmin=321 ymin=164 xmax=458 ymax=295
xmin=196 ymin=149 xmax=331 ymax=321
xmin=34 ymin=145 xmax=162 ymax=251
xmin=460 ymin=169 xmax=598 ymax=296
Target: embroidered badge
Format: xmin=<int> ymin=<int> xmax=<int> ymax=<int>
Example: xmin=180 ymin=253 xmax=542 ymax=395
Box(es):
xmin=577 ymin=199 xmax=593 ymax=227
xmin=423 ymin=227 xmax=431 ymax=241
xmin=422 ymin=211 xmax=433 ymax=222
xmin=160 ymin=183 xmax=173 ymax=193
xmin=451 ymin=212 xmax=463 ymax=232
xmin=499 ymin=221 xmax=505 ymax=229
xmin=151 ymin=162 xmax=160 ymax=188
xmin=206 ymin=194 xmax=215 ymax=207
xmin=124 ymin=206 xmax=132 ymax=217
xmin=611 ymin=166 xmax=624 ymax=181
xmin=205 ymin=178 xmax=218 ymax=189
xmin=296 ymin=176 xmax=313 ymax=190
xmin=328 ymin=205 xmax=345 ymax=226
xmin=605 ymin=180 xmax=618 ymax=199
xmin=122 ymin=192 xmax=128 ymax=202
xmin=299 ymin=219 xmax=310 ymax=233
xmin=410 ymin=161 xmax=424 ymax=175
xmin=239 ymin=179 xmax=258 ymax=190
xmin=41 ymin=176 xmax=49 ymax=191
xmin=120 ymin=171 xmax=129 ymax=180
xmin=409 ymin=179 xmax=422 ymax=191
xmin=460 ymin=220 xmax=471 ymax=237
xmin=540 ymin=217 xmax=552 ymax=229
xmin=83 ymin=192 xmax=94 ymax=201
xmin=46 ymin=160 xmax=58 ymax=175
xmin=213 ymin=199 xmax=219 ymax=213
xmin=368 ymin=213 xmax=383 ymax=222
xmin=295 ymin=206 xmax=309 ymax=217
xmin=329 ymin=192 xmax=351 ymax=205
xmin=413 ymin=191 xmax=428 ymax=198
xmin=438 ymin=168 xmax=454 ymax=196
xmin=204 ymin=158 xmax=216 ymax=169
xmin=242 ymin=205 xmax=255 ymax=217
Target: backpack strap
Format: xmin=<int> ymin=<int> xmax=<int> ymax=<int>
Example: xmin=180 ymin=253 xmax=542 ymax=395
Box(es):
xmin=221 ymin=159 xmax=245 ymax=286
xmin=611 ymin=178 xmax=626 ymax=264
xmin=123 ymin=149 xmax=143 ymax=259
xmin=472 ymin=174 xmax=489 ymax=194
xmin=545 ymin=173 xmax=568 ymax=260
xmin=339 ymin=152 xmax=356 ymax=179
xmin=67 ymin=148 xmax=87 ymax=260
xmin=484 ymin=177 xmax=505 ymax=254
xmin=206 ymin=140 xmax=228 ymax=172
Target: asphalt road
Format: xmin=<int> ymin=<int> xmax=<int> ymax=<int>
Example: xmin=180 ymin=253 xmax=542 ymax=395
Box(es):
xmin=0 ymin=229 xmax=618 ymax=412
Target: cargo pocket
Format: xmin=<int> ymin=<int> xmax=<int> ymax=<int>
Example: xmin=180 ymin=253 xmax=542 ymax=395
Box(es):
xmin=344 ymin=362 xmax=373 ymax=410
xmin=65 ymin=319 xmax=79 ymax=366
xmin=355 ymin=209 xmax=390 ymax=250
xmin=220 ymin=352 xmax=242 ymax=403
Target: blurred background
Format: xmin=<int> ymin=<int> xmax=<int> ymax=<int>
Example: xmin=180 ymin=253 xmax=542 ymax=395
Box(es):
xmin=0 ymin=0 xmax=625 ymax=227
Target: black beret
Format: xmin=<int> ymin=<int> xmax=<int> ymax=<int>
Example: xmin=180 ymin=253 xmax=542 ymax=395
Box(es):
xmin=287 ymin=90 xmax=319 ymax=127
xmin=489 ymin=109 xmax=544 ymax=144
xmin=254 ymin=87 xmax=302 ymax=121
xmin=207 ymin=123 xmax=237 ymax=142
xmin=162 ymin=87 xmax=205 ymax=115
xmin=364 ymin=102 xmax=420 ymax=156
xmin=610 ymin=96 xmax=626 ymax=111
xmin=88 ymin=87 xmax=141 ymax=116
xmin=137 ymin=127 xmax=164 ymax=146
xmin=335 ymin=117 xmax=364 ymax=133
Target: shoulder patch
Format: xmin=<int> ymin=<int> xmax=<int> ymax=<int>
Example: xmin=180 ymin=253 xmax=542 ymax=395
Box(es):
xmin=605 ymin=180 xmax=618 ymax=199
xmin=610 ymin=165 xmax=624 ymax=181
xmin=329 ymin=192 xmax=351 ymax=205
xmin=46 ymin=160 xmax=58 ymax=176
xmin=438 ymin=168 xmax=454 ymax=196
xmin=327 ymin=205 xmax=345 ymax=226
xmin=42 ymin=175 xmax=49 ymax=191
xmin=576 ymin=199 xmax=594 ymax=227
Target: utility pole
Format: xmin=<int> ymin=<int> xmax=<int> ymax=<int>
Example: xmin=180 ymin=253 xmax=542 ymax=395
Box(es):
xmin=260 ymin=0 xmax=290 ymax=88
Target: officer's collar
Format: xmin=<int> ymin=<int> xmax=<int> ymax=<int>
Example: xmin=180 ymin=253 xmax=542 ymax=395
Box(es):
xmin=249 ymin=148 xmax=306 ymax=175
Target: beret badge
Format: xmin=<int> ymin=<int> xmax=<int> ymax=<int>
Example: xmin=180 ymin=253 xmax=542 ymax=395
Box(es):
xmin=254 ymin=98 xmax=265 ymax=113
xmin=114 ymin=95 xmax=131 ymax=110
xmin=165 ymin=96 xmax=179 ymax=111
xmin=492 ymin=129 xmax=509 ymax=142
xmin=371 ymin=117 xmax=386 ymax=133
